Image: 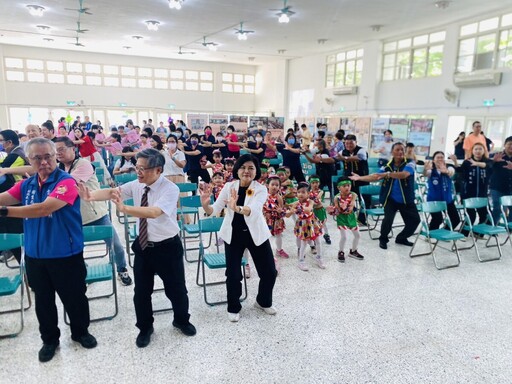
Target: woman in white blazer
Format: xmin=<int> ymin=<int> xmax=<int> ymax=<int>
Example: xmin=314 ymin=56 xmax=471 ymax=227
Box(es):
xmin=199 ymin=154 xmax=277 ymax=322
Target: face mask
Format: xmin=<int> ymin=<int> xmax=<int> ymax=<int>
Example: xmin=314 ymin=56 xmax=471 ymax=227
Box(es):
xmin=287 ymin=139 xmax=295 ymax=145
xmin=190 ymin=139 xmax=198 ymax=146
xmin=205 ymin=129 xmax=212 ymax=135
xmin=183 ymin=133 xmax=189 ymax=139
xmin=256 ymin=137 xmax=263 ymax=143
xmin=227 ymin=130 xmax=233 ymax=134
xmin=168 ymin=142 xmax=177 ymax=150
xmin=175 ymin=132 xmax=182 ymax=138
xmin=384 ymin=136 xmax=392 ymax=142
xmin=216 ymin=136 xmax=223 ymax=142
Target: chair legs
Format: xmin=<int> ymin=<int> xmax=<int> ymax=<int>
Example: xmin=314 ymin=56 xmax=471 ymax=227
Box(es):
xmin=0 ymin=275 xmax=30 ymax=339
xmin=409 ymin=233 xmax=461 ymax=270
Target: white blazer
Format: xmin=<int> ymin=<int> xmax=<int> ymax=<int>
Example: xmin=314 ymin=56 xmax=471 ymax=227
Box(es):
xmin=210 ymin=180 xmax=271 ymax=246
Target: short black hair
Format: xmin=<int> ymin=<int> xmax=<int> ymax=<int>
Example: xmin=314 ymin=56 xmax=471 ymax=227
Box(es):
xmin=55 ymin=136 xmax=75 ymax=147
xmin=212 ymin=171 xmax=224 ymax=179
xmin=41 ymin=120 xmax=55 ymax=132
xmin=297 ymin=181 xmax=310 ymax=191
xmin=150 ymin=135 xmax=164 ymax=150
xmin=505 ymin=136 xmax=512 ymax=145
xmin=345 ymin=134 xmax=357 ymax=141
xmin=391 ymin=142 xmax=405 ymax=150
xmin=0 ymin=129 xmax=20 ymax=146
xmin=232 ymin=154 xmax=261 ymax=180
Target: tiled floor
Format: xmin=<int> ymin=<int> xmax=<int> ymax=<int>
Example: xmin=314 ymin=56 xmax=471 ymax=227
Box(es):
xmin=1 ymin=214 xmax=511 ymax=384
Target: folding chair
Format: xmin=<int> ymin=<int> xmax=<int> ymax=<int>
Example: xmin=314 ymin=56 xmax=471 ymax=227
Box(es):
xmin=176 ymin=182 xmax=197 ymax=194
xmin=367 ymin=157 xmax=379 ymax=168
xmin=409 ymin=201 xmax=464 ymax=270
xmin=65 ymin=225 xmax=118 ymax=324
xmin=179 ymin=195 xmax=201 ymax=226
xmin=269 ymin=152 xmax=283 ymax=168
xmin=499 ymin=195 xmax=512 ymax=247
xmin=182 ymin=217 xmax=223 ymax=263
xmin=0 ymin=234 xmax=30 ymax=338
xmin=358 ymin=184 xmax=385 ymax=239
xmin=460 ymin=197 xmax=507 ymax=262
xmin=114 ymin=173 xmax=137 ymax=185
xmin=195 ymin=223 xmax=247 ymax=306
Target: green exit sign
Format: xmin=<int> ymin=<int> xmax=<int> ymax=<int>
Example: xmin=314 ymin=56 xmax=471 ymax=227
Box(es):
xmin=483 ymin=99 xmax=495 ymax=107
xmin=66 ymin=100 xmax=76 ymax=106
xmin=118 ymin=102 xmax=127 ymax=107
xmin=168 ymin=104 xmax=176 ymax=110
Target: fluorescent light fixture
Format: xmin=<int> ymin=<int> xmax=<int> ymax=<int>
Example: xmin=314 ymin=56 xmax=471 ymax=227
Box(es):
xmin=237 ymin=32 xmax=248 ymax=41
xmin=208 ymin=44 xmax=218 ymax=51
xmin=36 ymin=25 xmax=51 ymax=32
xmin=27 ymin=4 xmax=45 ymax=17
xmin=278 ymin=13 xmax=290 ymax=23
xmin=168 ymin=0 xmax=183 ymax=10
xmin=145 ymin=20 xmax=160 ymax=31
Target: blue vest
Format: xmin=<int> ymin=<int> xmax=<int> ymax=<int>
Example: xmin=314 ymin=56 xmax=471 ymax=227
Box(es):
xmin=21 ymin=168 xmax=84 ymax=259
xmin=379 ymin=160 xmax=415 ymax=206
xmin=427 ymin=169 xmax=454 ymax=203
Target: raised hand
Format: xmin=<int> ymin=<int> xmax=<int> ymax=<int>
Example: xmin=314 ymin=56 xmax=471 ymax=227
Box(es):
xmin=77 ymin=182 xmax=93 ymax=202
xmin=226 ymin=188 xmax=238 ymax=212
xmin=348 ymin=172 xmax=361 ymax=181
xmin=198 ymin=183 xmax=212 ymax=206
xmin=493 ymin=152 xmax=504 ymax=162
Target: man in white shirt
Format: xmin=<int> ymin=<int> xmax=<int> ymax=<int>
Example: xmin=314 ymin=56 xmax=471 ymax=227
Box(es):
xmin=301 ymin=124 xmax=312 ymax=150
xmin=80 ymin=148 xmax=196 ymax=348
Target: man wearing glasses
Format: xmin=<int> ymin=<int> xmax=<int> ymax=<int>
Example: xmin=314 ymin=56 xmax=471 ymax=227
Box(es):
xmin=0 ymin=137 xmax=96 ymax=362
xmin=463 ymin=121 xmax=489 ymax=159
xmin=80 ymin=148 xmax=196 ymax=348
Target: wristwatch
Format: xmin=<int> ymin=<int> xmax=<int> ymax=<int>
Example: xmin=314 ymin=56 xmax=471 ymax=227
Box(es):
xmin=0 ymin=206 xmax=8 ymax=217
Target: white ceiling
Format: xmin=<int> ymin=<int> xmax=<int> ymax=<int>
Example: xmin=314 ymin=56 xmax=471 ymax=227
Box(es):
xmin=1 ymin=0 xmax=512 ymax=65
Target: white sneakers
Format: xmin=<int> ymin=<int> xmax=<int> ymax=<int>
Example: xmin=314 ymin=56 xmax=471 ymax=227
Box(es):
xmin=254 ymin=301 xmax=277 ymax=315
xmin=228 ymin=312 xmax=240 ymax=322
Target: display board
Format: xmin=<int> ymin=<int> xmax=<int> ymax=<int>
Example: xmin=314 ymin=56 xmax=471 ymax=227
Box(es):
xmin=268 ymin=117 xmax=285 ymax=140
xmin=353 ymin=117 xmax=371 ymax=149
xmin=370 ymin=118 xmax=390 ymax=157
xmin=208 ymin=114 xmax=228 ymax=135
xmin=409 ymin=119 xmax=433 ymax=156
xmin=388 ymin=118 xmax=409 ymax=142
xmin=228 ymin=115 xmax=248 ymax=133
xmin=186 ymin=113 xmax=208 ymax=133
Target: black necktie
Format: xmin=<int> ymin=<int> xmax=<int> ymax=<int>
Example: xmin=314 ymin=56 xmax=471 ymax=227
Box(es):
xmin=138 ymin=186 xmax=150 ymax=250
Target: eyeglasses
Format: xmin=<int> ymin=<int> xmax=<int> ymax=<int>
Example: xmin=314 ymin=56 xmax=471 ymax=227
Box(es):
xmin=30 ymin=154 xmax=55 ymax=163
xmin=135 ymin=166 xmax=156 ymax=173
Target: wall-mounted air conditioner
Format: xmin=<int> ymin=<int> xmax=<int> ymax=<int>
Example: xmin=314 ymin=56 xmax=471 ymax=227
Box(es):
xmin=453 ymin=70 xmax=503 ymax=88
xmin=332 ymin=86 xmax=358 ymax=95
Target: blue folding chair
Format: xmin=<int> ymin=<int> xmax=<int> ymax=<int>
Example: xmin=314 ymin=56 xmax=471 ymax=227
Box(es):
xmin=409 ymin=201 xmax=464 ymax=270
xmin=499 ymin=195 xmax=512 ymax=248
xmin=182 ymin=217 xmax=224 ymax=263
xmin=0 ymin=234 xmax=30 ymax=338
xmin=114 ymin=173 xmax=137 ymax=185
xmin=358 ymin=184 xmax=385 ymax=239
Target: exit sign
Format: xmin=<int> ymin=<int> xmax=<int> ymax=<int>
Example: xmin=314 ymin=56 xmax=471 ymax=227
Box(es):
xmin=66 ymin=100 xmax=76 ymax=106
xmin=483 ymin=99 xmax=495 ymax=107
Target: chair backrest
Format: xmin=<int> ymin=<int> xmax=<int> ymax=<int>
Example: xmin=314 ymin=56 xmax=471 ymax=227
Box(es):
xmin=91 ymin=161 xmax=101 ymax=168
xmin=463 ymin=197 xmax=488 ymax=209
xmin=83 ymin=225 xmax=114 ymax=242
xmin=114 ymin=173 xmax=137 ymax=185
xmin=359 ymin=184 xmax=381 ymax=196
xmin=500 ymin=195 xmax=512 ymax=208
xmin=368 ymin=166 xmax=381 ymax=175
xmin=0 ymin=234 xmax=23 ymax=252
xmin=421 ymin=201 xmax=447 ymax=214
xmin=198 ymin=217 xmax=224 ymax=233
xmin=180 ymin=195 xmax=202 ymax=208
xmin=367 ymin=157 xmax=379 ymax=168
xmin=176 ymin=182 xmax=197 ymax=193
xmin=95 ymin=168 xmax=105 ymax=177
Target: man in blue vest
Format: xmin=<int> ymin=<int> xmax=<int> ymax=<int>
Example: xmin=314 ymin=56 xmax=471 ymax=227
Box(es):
xmin=349 ymin=142 xmax=420 ymax=250
xmin=0 ymin=137 xmax=96 ymax=362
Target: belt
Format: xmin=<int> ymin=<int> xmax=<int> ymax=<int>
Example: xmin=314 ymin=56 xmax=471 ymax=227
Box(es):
xmin=145 ymin=234 xmax=179 ymax=248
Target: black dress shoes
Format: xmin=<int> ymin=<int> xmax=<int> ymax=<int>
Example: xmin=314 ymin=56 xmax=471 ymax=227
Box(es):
xmin=71 ymin=333 xmax=98 ymax=349
xmin=136 ymin=326 xmax=154 ymax=348
xmin=39 ymin=341 xmax=59 ymax=362
xmin=172 ymin=320 xmax=197 ymax=336
xmin=395 ymin=238 xmax=414 ymax=246
xmin=379 ymin=241 xmax=387 ymax=250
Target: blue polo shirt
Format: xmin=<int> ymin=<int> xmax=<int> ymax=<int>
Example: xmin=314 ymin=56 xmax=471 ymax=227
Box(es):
xmin=380 ymin=164 xmax=415 ymax=204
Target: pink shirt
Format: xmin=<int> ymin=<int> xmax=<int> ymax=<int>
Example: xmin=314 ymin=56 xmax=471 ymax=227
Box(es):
xmin=8 ymin=178 xmax=78 ymax=206
xmin=227 ymin=133 xmax=239 ymax=152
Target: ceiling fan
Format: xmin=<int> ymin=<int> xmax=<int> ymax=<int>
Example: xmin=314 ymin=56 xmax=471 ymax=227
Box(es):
xmin=70 ymin=37 xmax=85 ymax=47
xmin=65 ymin=0 xmax=93 ymax=15
xmin=269 ymin=0 xmax=295 ymax=22
xmin=66 ymin=21 xmax=89 ymax=34
xmin=234 ymin=22 xmax=254 ymax=40
xmin=177 ymin=46 xmax=196 ymax=55
xmin=202 ymin=37 xmax=219 ymax=51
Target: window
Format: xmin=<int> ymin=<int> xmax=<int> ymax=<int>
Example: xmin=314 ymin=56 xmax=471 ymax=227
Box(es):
xmin=103 ymin=65 xmax=119 ymax=75
xmin=325 ymin=48 xmax=363 ymax=87
xmin=104 ymin=77 xmax=119 ymax=87
xmin=47 ymin=74 xmax=64 ymax=84
xmin=457 ymin=12 xmax=512 ymax=72
xmin=222 ymin=72 xmax=255 ymax=94
xmin=85 ymin=64 xmax=101 ymax=74
xmin=67 ymin=75 xmax=83 ymax=85
xmin=121 ymin=66 xmax=136 ymax=76
xmin=26 ymin=59 xmax=44 ymax=70
xmin=27 ymin=72 xmax=44 ymax=82
xmin=154 ymin=69 xmax=168 ymax=78
xmin=66 ymin=62 xmax=83 ymax=73
xmin=170 ymin=80 xmax=184 ymax=90
xmin=86 ymin=76 xmax=102 ymax=86
xmin=138 ymin=68 xmax=152 ymax=78
xmin=47 ymin=61 xmax=63 ymax=71
xmin=154 ymin=80 xmax=168 ymax=89
xmin=5 ymin=58 xmax=23 ymax=69
xmin=382 ymin=32 xmax=445 ymax=81
xmin=121 ymin=78 xmax=136 ymax=87
xmin=138 ymin=79 xmax=152 ymax=88
xmin=6 ymin=71 xmax=24 ymax=81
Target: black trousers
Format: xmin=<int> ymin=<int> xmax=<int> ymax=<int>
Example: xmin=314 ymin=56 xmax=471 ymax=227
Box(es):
xmin=26 ymin=253 xmax=90 ymax=344
xmin=228 ymin=150 xmax=240 ymax=159
xmin=132 ymin=235 xmax=190 ymax=331
xmin=188 ymin=168 xmax=211 ymax=184
xmin=289 ymin=164 xmax=305 ymax=183
xmin=379 ymin=199 xmax=421 ymax=244
xmin=224 ymin=230 xmax=277 ymax=314
xmin=429 ymin=201 xmax=461 ymax=231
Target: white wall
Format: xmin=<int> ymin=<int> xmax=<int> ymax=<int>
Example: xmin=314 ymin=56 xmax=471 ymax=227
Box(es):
xmin=0 ymin=44 xmax=264 ymax=129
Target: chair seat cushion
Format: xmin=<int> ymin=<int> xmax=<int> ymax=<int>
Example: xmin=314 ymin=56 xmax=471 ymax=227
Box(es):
xmin=0 ymin=275 xmax=21 ymax=296
xmin=86 ymin=264 xmax=113 ymax=284
xmin=203 ymin=253 xmax=247 ymax=269
xmin=422 ymin=229 xmax=465 ymax=241
xmin=179 ymin=207 xmax=199 ymax=215
xmin=472 ymin=224 xmax=507 ymax=235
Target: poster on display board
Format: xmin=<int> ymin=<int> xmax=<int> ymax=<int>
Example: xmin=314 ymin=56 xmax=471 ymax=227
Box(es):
xmin=228 ymin=115 xmax=248 ymax=133
xmin=268 ymin=117 xmax=285 ymax=140
xmin=327 ymin=117 xmax=342 ymax=132
xmin=353 ymin=117 xmax=371 ymax=149
xmin=388 ymin=118 xmax=409 ymax=142
xmin=186 ymin=114 xmax=208 ymax=133
xmin=408 ymin=119 xmax=433 ymax=156
xmin=208 ymin=114 xmax=228 ymax=135
xmin=370 ymin=118 xmax=390 ymax=156
xmin=249 ymin=116 xmax=269 ymax=131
